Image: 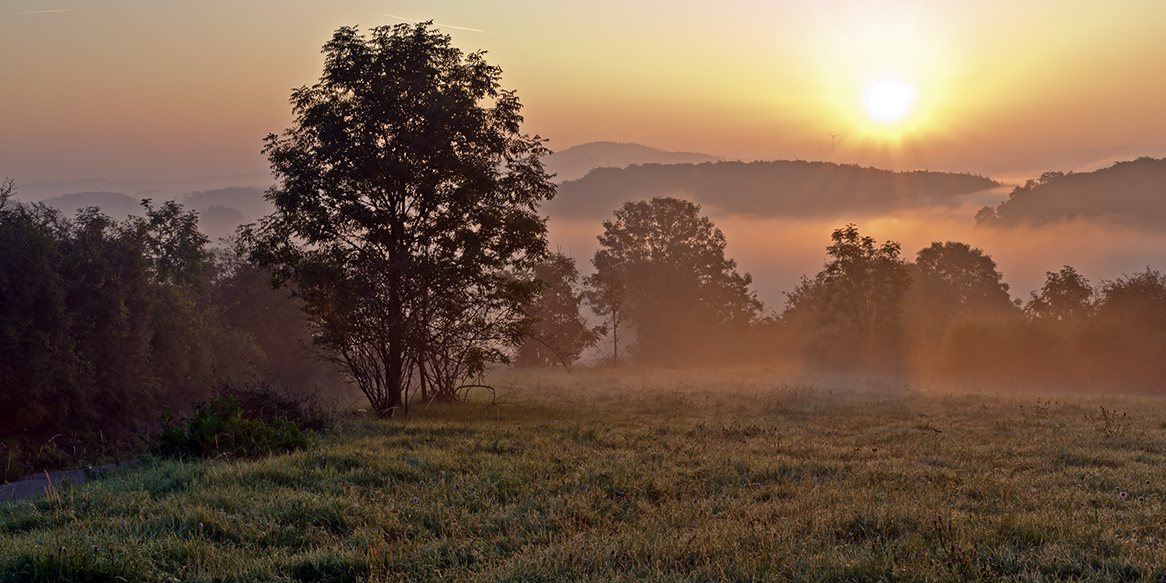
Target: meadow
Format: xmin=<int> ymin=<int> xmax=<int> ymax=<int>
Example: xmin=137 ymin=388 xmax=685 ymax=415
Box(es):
xmin=2 ymin=369 xmax=1165 ymax=582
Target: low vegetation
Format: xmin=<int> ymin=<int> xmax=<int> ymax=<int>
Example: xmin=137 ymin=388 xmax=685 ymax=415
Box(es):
xmin=3 ymin=369 xmax=1164 ymax=582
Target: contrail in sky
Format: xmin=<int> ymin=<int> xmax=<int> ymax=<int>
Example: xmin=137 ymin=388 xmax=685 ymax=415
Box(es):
xmin=382 ymin=14 xmax=488 ymax=33
xmin=2 ymin=9 xmax=71 ymax=15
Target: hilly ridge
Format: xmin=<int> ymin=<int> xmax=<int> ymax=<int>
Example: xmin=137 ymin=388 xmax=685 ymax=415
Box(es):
xmin=546 ymin=160 xmax=1002 ymax=219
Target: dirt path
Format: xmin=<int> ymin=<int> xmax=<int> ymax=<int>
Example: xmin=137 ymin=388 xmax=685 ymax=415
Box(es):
xmin=0 ymin=464 xmax=122 ymax=504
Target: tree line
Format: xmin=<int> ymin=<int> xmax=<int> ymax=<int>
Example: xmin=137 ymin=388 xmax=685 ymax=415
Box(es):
xmin=0 ymin=178 xmax=339 ymax=476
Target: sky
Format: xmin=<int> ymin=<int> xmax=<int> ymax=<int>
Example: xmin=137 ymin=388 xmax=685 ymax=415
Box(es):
xmin=4 ymin=0 xmax=1166 ymax=184
xmin=4 ymin=0 xmax=1166 ymax=303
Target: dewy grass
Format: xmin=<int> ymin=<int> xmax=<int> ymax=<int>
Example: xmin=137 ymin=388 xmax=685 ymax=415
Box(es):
xmin=2 ymin=368 xmax=1165 ymax=582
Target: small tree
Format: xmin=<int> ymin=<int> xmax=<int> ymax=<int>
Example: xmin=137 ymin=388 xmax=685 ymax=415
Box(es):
xmin=243 ymin=24 xmax=554 ymax=416
xmin=516 ymin=252 xmax=605 ymax=367
xmin=583 ymin=253 xmax=628 ymax=367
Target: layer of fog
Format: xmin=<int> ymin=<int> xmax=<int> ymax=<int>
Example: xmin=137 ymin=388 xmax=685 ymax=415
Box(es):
xmin=548 ymin=189 xmax=1166 ymax=311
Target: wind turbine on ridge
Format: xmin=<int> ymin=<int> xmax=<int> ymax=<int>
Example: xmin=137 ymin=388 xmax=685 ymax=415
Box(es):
xmin=827 ymin=131 xmax=842 ymax=153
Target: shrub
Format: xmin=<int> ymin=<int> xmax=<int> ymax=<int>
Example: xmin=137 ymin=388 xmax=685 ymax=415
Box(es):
xmin=150 ymin=382 xmax=329 ymax=460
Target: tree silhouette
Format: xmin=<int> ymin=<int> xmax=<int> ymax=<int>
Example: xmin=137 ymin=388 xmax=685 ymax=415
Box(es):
xmin=516 ymin=252 xmax=605 ymax=367
xmin=785 ymin=224 xmax=910 ymax=339
xmin=582 ymin=253 xmax=628 ymax=367
xmin=1025 ymin=265 xmax=1094 ymax=321
xmin=243 ymin=24 xmax=554 ymax=416
xmin=907 ymin=241 xmax=1017 ymax=332
xmin=588 ymin=197 xmax=761 ymax=363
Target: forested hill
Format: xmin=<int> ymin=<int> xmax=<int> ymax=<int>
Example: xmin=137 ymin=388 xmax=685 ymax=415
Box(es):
xmin=976 ymin=157 xmax=1166 ymax=228
xmin=546 ymin=160 xmax=1001 ymax=219
xmin=544 ymin=141 xmax=722 ymax=182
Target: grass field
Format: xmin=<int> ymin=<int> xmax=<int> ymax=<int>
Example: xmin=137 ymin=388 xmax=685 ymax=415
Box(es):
xmin=2 ymin=369 xmax=1165 ymax=582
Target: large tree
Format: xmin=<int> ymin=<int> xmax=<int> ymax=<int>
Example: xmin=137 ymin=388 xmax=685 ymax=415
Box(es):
xmin=243 ymin=24 xmax=554 ymax=416
xmin=587 ymin=197 xmax=761 ymax=364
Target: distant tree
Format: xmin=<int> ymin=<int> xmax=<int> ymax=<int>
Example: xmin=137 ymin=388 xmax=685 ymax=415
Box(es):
xmin=516 ymin=252 xmax=605 ymax=367
xmin=582 ymin=253 xmax=628 ymax=367
xmin=210 ymin=241 xmax=343 ymax=396
xmin=907 ymin=241 xmax=1017 ymax=327
xmin=1097 ymin=268 xmax=1166 ymax=324
xmin=589 ymin=197 xmax=762 ymax=363
xmin=1025 ymin=265 xmax=1094 ymax=321
xmin=242 ymin=24 xmax=555 ymax=416
xmin=788 ymin=224 xmax=910 ymax=338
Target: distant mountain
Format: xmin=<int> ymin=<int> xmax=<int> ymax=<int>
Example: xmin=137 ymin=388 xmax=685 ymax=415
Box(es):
xmin=545 ymin=141 xmax=721 ymax=182
xmin=36 ymin=192 xmax=144 ymax=219
xmin=29 ymin=186 xmax=272 ymax=243
xmin=16 ymin=173 xmax=271 ymax=203
xmin=976 ymin=157 xmax=1166 ymax=227
xmin=181 ymin=187 xmax=271 ymax=242
xmin=546 ymin=160 xmax=1002 ymax=219
xmin=181 ymin=186 xmax=271 ymax=221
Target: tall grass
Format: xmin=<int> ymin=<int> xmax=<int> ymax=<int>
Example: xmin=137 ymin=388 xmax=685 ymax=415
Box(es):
xmin=2 ymin=369 xmax=1164 ymax=582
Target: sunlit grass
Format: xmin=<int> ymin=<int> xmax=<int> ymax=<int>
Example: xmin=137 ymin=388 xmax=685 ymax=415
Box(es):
xmin=2 ymin=369 xmax=1165 ymax=582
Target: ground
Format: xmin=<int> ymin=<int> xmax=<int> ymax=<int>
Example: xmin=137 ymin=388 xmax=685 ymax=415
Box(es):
xmin=1 ymin=368 xmax=1164 ymax=582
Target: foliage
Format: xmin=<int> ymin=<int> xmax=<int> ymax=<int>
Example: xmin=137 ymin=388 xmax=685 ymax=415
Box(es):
xmin=243 ymin=23 xmax=555 ymax=417
xmin=1025 ymin=265 xmax=1095 ymax=321
xmin=210 ymin=241 xmax=345 ymax=397
xmin=515 ymin=252 xmax=605 ymax=367
xmin=150 ymin=382 xmax=320 ymax=460
xmin=976 ymin=157 xmax=1166 ymax=227
xmin=4 ymin=370 xmax=1166 ymax=582
xmin=0 ymin=179 xmax=264 ymax=478
xmin=784 ymin=224 xmax=910 ymax=339
xmin=552 ymin=159 xmax=1001 ymax=219
xmin=905 ymin=241 xmax=1018 ymax=342
xmin=911 ymin=241 xmax=1015 ymax=319
xmin=582 ymin=251 xmax=628 ymax=367
xmin=587 ymin=197 xmax=761 ymax=364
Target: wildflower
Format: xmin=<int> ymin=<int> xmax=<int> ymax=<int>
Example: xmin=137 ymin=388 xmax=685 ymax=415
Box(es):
xmin=199 ymin=522 xmax=204 ymax=529
xmin=454 ymin=484 xmax=460 ymax=488
xmin=1120 ymin=491 xmax=1128 ymax=500
xmin=93 ymin=546 xmax=99 ymax=552
xmin=412 ymin=497 xmax=420 ymax=503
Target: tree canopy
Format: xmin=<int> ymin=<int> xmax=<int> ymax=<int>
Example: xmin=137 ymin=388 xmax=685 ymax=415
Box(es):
xmin=587 ymin=197 xmax=761 ymax=364
xmin=785 ymin=224 xmax=910 ymax=339
xmin=242 ymin=23 xmax=555 ymax=416
xmin=906 ymin=241 xmax=1017 ymax=331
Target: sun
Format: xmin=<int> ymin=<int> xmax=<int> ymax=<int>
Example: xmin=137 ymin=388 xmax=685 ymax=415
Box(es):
xmin=866 ymin=80 xmax=914 ymax=121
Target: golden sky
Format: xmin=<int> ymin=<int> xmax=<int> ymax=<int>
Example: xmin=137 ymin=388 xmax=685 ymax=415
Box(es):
xmin=3 ymin=0 xmax=1165 ymax=184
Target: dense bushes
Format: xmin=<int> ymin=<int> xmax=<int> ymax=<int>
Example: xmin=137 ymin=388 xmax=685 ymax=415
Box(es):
xmin=0 ymin=181 xmax=340 ymax=479
xmin=150 ymin=382 xmax=330 ymax=460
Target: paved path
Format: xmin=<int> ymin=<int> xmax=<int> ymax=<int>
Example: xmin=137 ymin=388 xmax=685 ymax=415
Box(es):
xmin=0 ymin=464 xmax=122 ymax=503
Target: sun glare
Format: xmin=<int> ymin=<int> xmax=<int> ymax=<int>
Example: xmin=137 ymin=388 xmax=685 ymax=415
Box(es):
xmin=867 ymin=80 xmax=914 ymax=121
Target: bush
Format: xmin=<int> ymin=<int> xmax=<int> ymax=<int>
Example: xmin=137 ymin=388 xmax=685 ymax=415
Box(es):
xmin=151 ymin=382 xmax=329 ymax=460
